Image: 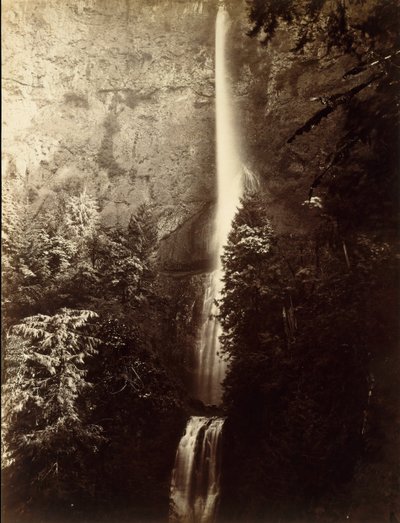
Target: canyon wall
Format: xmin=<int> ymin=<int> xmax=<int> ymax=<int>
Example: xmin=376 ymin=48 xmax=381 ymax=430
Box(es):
xmin=2 ymin=0 xmax=220 ymax=272
xmin=3 ymin=0 xmax=358 ymax=269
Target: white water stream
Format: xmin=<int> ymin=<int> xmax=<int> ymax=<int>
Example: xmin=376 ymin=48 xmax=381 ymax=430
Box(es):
xmin=170 ymin=6 xmax=245 ymax=522
xmin=194 ymin=3 xmax=244 ymax=407
xmin=170 ymin=417 xmax=224 ymax=523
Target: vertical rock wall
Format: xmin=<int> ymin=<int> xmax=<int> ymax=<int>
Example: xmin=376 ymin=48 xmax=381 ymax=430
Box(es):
xmin=2 ymin=0 xmax=219 ymax=270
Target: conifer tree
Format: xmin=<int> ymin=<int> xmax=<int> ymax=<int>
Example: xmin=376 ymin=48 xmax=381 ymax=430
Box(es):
xmin=2 ymin=309 xmax=103 ymax=513
xmin=62 ymin=189 xmax=100 ymax=246
xmin=219 ymin=195 xmax=278 ymax=356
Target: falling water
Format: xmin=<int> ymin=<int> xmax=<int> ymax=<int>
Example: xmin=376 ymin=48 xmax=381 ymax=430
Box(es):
xmin=170 ymin=417 xmax=224 ymax=523
xmin=194 ymin=3 xmax=244 ymax=407
xmin=193 ymin=272 xmax=226 ymax=406
xmin=170 ymin=6 xmax=245 ymax=522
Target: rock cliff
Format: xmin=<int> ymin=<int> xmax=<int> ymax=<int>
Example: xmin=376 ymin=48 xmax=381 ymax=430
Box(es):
xmin=2 ymin=0 xmax=221 ymax=271
xmin=3 ymin=0 xmax=359 ymax=271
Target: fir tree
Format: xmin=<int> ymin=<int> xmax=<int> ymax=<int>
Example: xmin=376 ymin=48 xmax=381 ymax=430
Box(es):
xmin=219 ymin=194 xmax=278 ymax=356
xmin=2 ymin=309 xmax=103 ymax=516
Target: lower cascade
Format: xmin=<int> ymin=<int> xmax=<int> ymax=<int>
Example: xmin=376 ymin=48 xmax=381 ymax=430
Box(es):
xmin=170 ymin=417 xmax=224 ymax=523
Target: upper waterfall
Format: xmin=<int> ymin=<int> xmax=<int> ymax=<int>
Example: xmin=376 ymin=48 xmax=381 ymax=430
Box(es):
xmin=192 ymin=5 xmax=245 ymax=406
xmin=214 ymin=5 xmax=243 ymax=265
xmin=170 ymin=5 xmax=245 ymax=522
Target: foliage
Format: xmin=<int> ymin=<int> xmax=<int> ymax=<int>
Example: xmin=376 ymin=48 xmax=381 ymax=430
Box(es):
xmin=2 ymin=187 xmax=44 ymax=321
xmin=127 ymin=203 xmax=159 ymax=261
xmin=246 ymin=0 xmax=399 ymax=52
xmin=223 ymin=3 xmax=400 ymax=519
xmin=219 ymin=191 xmax=399 ymax=521
xmin=219 ymin=194 xmax=278 ymax=356
xmin=96 ymin=227 xmax=144 ymax=304
xmin=2 ymin=189 xmax=101 ymax=324
xmin=1 ymin=188 xmax=185 ymax=521
xmin=61 ymin=190 xmax=100 ymax=243
xmin=83 ymin=316 xmax=185 ymax=520
xmin=2 ymin=187 xmax=161 ymax=326
xmin=246 ymin=0 xmax=400 ymax=208
xmin=2 ymin=2 xmax=399 ymax=522
xmin=2 ymin=309 xmax=103 ymax=518
xmin=246 ymin=0 xmax=297 ymax=44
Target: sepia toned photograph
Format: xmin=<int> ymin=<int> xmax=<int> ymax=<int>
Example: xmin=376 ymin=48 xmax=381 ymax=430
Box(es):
xmin=1 ymin=1 xmax=399 ymax=522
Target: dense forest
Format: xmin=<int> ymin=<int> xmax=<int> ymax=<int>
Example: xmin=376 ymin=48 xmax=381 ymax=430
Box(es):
xmin=2 ymin=0 xmax=399 ymax=523
xmin=220 ymin=0 xmax=399 ymax=521
xmin=2 ymin=185 xmax=189 ymax=521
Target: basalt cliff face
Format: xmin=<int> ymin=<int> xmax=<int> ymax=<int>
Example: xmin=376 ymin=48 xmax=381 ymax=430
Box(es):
xmin=3 ymin=0 xmax=353 ymax=273
xmin=2 ymin=0 xmax=220 ymax=272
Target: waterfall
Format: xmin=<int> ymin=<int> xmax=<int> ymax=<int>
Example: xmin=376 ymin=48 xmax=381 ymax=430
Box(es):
xmin=214 ymin=5 xmax=243 ymax=257
xmin=194 ymin=3 xmax=244 ymax=407
xmin=170 ymin=417 xmax=224 ymax=523
xmin=193 ymin=272 xmax=226 ymax=406
xmin=170 ymin=6 xmax=244 ymax=522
